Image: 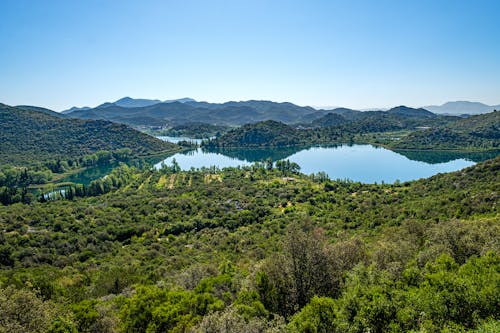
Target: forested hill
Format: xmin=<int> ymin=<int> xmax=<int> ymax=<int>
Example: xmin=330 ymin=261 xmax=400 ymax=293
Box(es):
xmin=15 ymin=105 xmax=67 ymax=118
xmin=448 ymin=109 xmax=500 ymax=134
xmin=203 ymin=118 xmax=403 ymax=148
xmin=394 ymin=110 xmax=500 ymax=150
xmin=206 ymin=120 xmax=303 ymax=147
xmin=206 ymin=109 xmax=499 ymax=150
xmin=0 ymin=103 xmax=177 ymax=165
xmin=205 ymin=112 xmax=450 ymax=148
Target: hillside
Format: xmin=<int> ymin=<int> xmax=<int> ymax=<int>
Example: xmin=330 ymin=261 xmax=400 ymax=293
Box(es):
xmin=15 ymin=105 xmax=67 ymax=118
xmin=0 ymin=103 xmax=177 ymax=165
xmin=393 ymin=110 xmax=500 ymax=150
xmin=448 ymin=109 xmax=500 ymax=137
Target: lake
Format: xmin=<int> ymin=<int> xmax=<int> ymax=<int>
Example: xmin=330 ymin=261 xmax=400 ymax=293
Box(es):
xmin=153 ymin=144 xmax=492 ymax=184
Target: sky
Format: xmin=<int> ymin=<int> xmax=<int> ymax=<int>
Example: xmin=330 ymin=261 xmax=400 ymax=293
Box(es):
xmin=1 ymin=0 xmax=499 ymax=111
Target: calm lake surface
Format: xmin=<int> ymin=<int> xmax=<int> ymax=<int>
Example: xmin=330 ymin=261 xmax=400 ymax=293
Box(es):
xmin=56 ymin=137 xmax=497 ymax=186
xmin=153 ymin=144 xmax=488 ymax=184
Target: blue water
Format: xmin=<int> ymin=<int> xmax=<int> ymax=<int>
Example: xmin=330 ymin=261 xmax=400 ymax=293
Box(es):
xmin=154 ymin=144 xmax=479 ymax=184
xmin=287 ymin=145 xmax=474 ymax=183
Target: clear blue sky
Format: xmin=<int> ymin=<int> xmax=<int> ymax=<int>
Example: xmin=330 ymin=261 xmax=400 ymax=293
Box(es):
xmin=1 ymin=0 xmax=499 ymax=111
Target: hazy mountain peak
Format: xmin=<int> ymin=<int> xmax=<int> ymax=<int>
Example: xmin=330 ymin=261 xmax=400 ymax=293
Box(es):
xmin=62 ymin=106 xmax=91 ymax=114
xmin=423 ymin=101 xmax=498 ymax=115
xmin=164 ymin=97 xmax=196 ymax=103
xmin=113 ymin=97 xmax=162 ymax=108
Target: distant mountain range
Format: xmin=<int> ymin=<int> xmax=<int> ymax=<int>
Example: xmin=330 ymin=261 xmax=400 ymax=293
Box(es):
xmin=62 ymin=98 xmax=318 ymax=126
xmin=56 ymin=98 xmax=500 ymax=127
xmin=62 ymin=97 xmax=196 ymax=113
xmin=423 ymin=101 xmax=500 ymax=115
xmin=61 ymin=97 xmax=451 ymax=127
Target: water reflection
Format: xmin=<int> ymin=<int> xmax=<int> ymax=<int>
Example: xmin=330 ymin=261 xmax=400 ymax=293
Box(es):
xmin=153 ymin=145 xmax=492 ymax=183
xmin=394 ymin=150 xmax=499 ymax=164
xmin=55 ymin=137 xmax=500 ymax=185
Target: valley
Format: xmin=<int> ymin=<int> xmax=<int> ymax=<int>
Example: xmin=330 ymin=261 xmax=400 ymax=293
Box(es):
xmin=2 ymin=2 xmax=499 ymax=331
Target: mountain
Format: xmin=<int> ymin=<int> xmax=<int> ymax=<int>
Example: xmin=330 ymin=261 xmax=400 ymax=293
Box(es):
xmin=61 ymin=106 xmax=91 ymax=114
xmin=92 ymin=97 xmax=162 ymax=109
xmin=423 ymin=101 xmax=499 ymax=115
xmin=165 ymin=97 xmax=196 ymax=103
xmin=0 ymin=103 xmax=177 ymax=165
xmin=112 ymin=97 xmax=162 ymax=108
xmin=326 ymin=107 xmax=364 ymax=121
xmin=66 ymin=100 xmax=320 ymax=126
xmin=386 ymin=105 xmax=436 ymax=118
xmin=321 ymin=106 xmax=437 ymax=121
xmin=310 ymin=106 xmax=439 ymax=129
xmin=63 ymin=97 xmax=196 ymax=114
xmin=64 ymin=98 xmax=499 ymax=129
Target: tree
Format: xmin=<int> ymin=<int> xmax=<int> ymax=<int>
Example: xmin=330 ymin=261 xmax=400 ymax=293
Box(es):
xmin=257 ymin=224 xmax=337 ymax=317
xmin=288 ymin=296 xmax=337 ymax=333
xmin=171 ymin=158 xmax=181 ymax=173
xmin=0 ymin=286 xmax=58 ymax=333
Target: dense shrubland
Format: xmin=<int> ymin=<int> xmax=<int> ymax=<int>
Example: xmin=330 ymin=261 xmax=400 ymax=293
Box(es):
xmin=0 ymin=157 xmax=498 ymax=332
